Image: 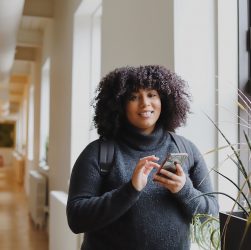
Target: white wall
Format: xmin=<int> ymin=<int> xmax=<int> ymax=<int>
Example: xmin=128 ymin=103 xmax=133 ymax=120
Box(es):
xmin=101 ymin=0 xmax=174 ymax=76
xmin=217 ymin=0 xmax=238 ymax=211
xmin=173 ymin=0 xmax=217 ymax=183
xmin=49 ymin=191 xmax=79 ymax=250
xmin=49 ymin=0 xmax=81 ymax=192
xmin=174 ymin=0 xmax=238 ymax=211
xmin=42 ymin=19 xmax=53 ymax=67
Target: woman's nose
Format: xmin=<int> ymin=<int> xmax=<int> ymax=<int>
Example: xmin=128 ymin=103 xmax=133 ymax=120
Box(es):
xmin=140 ymin=96 xmax=150 ymax=106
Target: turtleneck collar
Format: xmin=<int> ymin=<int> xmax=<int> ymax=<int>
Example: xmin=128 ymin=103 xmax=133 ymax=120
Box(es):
xmin=118 ymin=122 xmax=170 ymax=151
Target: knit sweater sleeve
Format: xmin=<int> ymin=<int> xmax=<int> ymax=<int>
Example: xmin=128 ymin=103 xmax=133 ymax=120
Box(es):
xmin=173 ymin=139 xmax=219 ymax=218
xmin=66 ymin=140 xmax=140 ymax=234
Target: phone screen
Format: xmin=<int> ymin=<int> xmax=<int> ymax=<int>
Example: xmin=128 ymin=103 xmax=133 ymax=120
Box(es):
xmin=158 ymin=153 xmax=188 ymax=174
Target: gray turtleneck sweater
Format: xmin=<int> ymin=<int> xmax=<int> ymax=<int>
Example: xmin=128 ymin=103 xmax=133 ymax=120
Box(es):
xmin=67 ymin=126 xmax=219 ymax=250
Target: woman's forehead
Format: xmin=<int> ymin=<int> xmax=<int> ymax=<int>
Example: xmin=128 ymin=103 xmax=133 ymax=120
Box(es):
xmin=130 ymin=88 xmax=158 ymax=93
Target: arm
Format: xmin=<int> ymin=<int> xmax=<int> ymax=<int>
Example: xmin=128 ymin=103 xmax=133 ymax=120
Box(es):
xmin=173 ymin=141 xmax=219 ymax=217
xmin=66 ymin=141 xmax=140 ymax=234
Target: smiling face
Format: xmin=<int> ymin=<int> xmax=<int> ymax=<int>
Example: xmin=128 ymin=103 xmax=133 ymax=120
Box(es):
xmin=125 ymin=88 xmax=162 ymax=134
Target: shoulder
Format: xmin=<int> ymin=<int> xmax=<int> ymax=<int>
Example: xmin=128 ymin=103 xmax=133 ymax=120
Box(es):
xmin=71 ymin=139 xmax=102 ymax=175
xmin=170 ymin=132 xmax=204 ymax=166
xmin=74 ymin=138 xmax=118 ymax=163
xmin=75 ymin=139 xmax=101 ymax=163
xmin=171 ymin=132 xmax=199 ymax=151
xmin=84 ymin=139 xmax=100 ymax=153
xmin=180 ymin=135 xmax=199 ymax=153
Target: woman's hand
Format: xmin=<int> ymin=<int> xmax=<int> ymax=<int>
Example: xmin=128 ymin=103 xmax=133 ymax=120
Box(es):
xmin=131 ymin=155 xmax=160 ymax=191
xmin=153 ymin=164 xmax=186 ymax=193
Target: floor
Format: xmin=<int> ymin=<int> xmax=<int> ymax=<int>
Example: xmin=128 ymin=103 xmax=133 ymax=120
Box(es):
xmin=0 ymin=165 xmax=48 ymax=250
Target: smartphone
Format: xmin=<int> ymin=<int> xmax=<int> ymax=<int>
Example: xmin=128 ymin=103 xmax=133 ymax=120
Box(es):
xmin=157 ymin=153 xmax=188 ymax=175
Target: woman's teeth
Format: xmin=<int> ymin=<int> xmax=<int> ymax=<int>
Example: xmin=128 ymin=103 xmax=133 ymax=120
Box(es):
xmin=139 ymin=111 xmax=153 ymax=118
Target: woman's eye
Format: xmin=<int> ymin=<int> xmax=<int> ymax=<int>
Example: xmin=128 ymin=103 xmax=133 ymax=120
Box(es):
xmin=148 ymin=93 xmax=157 ymax=98
xmin=128 ymin=95 xmax=138 ymax=101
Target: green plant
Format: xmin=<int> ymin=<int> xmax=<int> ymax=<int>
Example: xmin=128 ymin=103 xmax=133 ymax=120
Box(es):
xmin=191 ymin=214 xmax=220 ymax=249
xmin=191 ymin=89 xmax=251 ymax=249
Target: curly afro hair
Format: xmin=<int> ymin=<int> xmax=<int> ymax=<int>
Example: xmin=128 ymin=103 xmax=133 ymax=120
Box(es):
xmin=93 ymin=65 xmax=191 ymax=139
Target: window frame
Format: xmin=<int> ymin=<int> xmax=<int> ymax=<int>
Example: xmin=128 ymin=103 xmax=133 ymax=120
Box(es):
xmin=238 ymin=0 xmax=250 ymax=194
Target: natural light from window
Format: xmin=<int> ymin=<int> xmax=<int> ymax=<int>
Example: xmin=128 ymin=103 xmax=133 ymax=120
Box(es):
xmin=39 ymin=59 xmax=50 ymax=168
xmin=27 ymin=85 xmax=34 ymax=161
xmin=71 ymin=0 xmax=102 ymax=169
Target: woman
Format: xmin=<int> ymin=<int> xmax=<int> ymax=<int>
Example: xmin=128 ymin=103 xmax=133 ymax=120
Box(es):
xmin=67 ymin=65 xmax=219 ymax=250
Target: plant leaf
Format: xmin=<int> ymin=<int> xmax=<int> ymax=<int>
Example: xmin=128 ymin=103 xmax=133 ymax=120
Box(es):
xmin=190 ymin=192 xmax=249 ymax=217
xmin=237 ymin=101 xmax=247 ymax=111
xmin=191 ymin=214 xmax=220 ymax=250
xmin=212 ymin=169 xmax=251 ymax=211
xmin=204 ymin=143 xmax=241 ymax=155
xmin=204 ymin=113 xmax=250 ymax=190
xmin=243 ymin=130 xmax=251 ymax=152
xmin=227 ymin=154 xmax=245 ymax=176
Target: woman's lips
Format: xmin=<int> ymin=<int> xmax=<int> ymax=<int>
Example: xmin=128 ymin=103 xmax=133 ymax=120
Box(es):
xmin=138 ymin=111 xmax=154 ymax=118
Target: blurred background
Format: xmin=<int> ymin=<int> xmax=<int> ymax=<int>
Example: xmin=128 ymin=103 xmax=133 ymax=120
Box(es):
xmin=0 ymin=0 xmax=249 ymax=249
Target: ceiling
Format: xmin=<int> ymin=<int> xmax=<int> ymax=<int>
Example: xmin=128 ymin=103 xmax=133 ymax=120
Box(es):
xmin=0 ymin=0 xmax=53 ymax=119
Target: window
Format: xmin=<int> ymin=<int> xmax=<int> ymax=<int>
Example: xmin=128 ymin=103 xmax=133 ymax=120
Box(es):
xmin=89 ymin=4 xmax=102 ymax=141
xmin=39 ymin=59 xmax=50 ymax=167
xmin=238 ymin=0 xmax=251 ymax=194
xmin=71 ymin=0 xmax=102 ymax=168
xmin=27 ymin=85 xmax=34 ymax=161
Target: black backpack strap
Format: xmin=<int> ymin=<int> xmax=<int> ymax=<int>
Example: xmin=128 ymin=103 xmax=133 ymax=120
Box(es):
xmin=169 ymin=132 xmax=194 ymax=168
xmin=99 ymin=139 xmax=115 ymax=176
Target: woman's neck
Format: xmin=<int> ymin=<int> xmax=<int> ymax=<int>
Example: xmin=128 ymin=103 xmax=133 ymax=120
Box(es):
xmin=118 ymin=122 xmax=169 ymax=151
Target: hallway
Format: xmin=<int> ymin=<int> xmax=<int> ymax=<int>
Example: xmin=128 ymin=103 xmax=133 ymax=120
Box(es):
xmin=0 ymin=165 xmax=48 ymax=250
